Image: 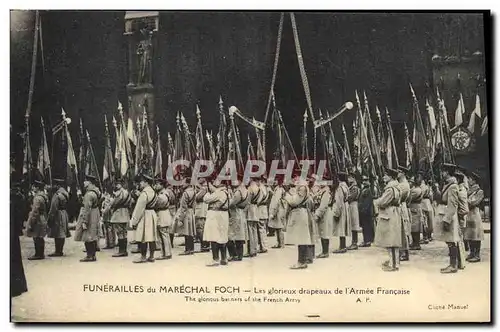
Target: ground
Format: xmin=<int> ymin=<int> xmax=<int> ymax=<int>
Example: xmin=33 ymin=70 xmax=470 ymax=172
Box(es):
xmin=11 ymin=228 xmax=491 ymax=322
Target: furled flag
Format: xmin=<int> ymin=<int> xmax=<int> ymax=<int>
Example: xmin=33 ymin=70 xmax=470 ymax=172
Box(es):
xmin=37 ymin=118 xmax=51 ymax=183
xmin=102 ymin=115 xmax=115 ymax=183
xmin=22 ymin=119 xmax=32 ymax=180
xmin=467 ymin=94 xmax=482 ymax=133
xmin=154 ymin=126 xmax=162 ymax=178
xmin=454 ymin=93 xmax=466 ymax=127
xmin=481 ymin=115 xmax=488 ymax=136
xmin=127 ymin=116 xmax=137 ymax=147
xmin=410 ymin=83 xmax=429 ymax=172
xmin=404 ymin=122 xmax=413 ymax=169
xmin=426 ymin=98 xmax=436 ymax=130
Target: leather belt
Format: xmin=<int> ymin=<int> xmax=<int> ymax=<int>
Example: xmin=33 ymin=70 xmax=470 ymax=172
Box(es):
xmin=209 ymin=208 xmax=228 ymax=212
xmin=155 ymin=208 xmax=169 ymax=211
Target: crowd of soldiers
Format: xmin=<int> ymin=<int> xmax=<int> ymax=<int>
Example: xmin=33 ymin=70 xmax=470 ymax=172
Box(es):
xmin=19 ymin=159 xmax=486 ymax=274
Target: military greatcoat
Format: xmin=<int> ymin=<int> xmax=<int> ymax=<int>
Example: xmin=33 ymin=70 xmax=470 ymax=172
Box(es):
xmin=130 ymin=185 xmax=158 ymax=242
xmin=47 ymin=187 xmax=71 ymax=239
xmin=408 ymin=185 xmax=424 ymax=233
xmin=420 ymin=182 xmax=434 ymax=233
xmin=203 ymin=187 xmax=230 ymax=244
xmin=465 ymin=184 xmax=484 ymax=241
xmin=284 ymin=184 xmax=312 ymax=245
xmin=173 ymin=186 xmax=196 ymax=237
xmin=26 ymin=191 xmax=49 ymax=238
xmin=434 ymin=177 xmax=460 ymax=243
xmin=155 ymin=188 xmax=174 ymax=228
xmin=348 ymin=183 xmax=361 ymax=232
xmin=268 ymin=186 xmax=288 ymax=230
xmin=373 ymin=180 xmax=402 ymax=248
xmin=104 ymin=188 xmax=132 ymax=224
xmin=332 ymin=182 xmax=351 ymax=237
xmin=74 ymin=185 xmax=102 ymax=242
xmin=228 ymin=185 xmax=249 ymax=241
xmin=313 ymin=186 xmax=333 ymax=239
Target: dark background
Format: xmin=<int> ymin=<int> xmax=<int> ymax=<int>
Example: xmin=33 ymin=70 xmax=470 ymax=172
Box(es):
xmin=10 ymin=11 xmax=489 ymax=184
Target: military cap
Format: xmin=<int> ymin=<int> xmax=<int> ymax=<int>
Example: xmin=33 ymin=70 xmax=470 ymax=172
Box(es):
xmin=441 ymin=163 xmax=457 ymax=174
xmin=53 ymin=178 xmax=66 ymax=186
xmin=85 ymin=174 xmax=98 ymax=182
xmin=33 ymin=179 xmax=45 ymax=187
xmin=337 ymin=172 xmax=349 ymax=182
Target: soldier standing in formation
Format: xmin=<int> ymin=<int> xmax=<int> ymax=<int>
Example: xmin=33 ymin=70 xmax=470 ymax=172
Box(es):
xmin=455 ymin=171 xmax=469 ymax=269
xmin=420 ymin=173 xmax=434 ymax=244
xmin=26 ymin=180 xmax=49 ymax=260
xmin=104 ymin=178 xmax=132 ymax=258
xmin=203 ymin=181 xmax=230 ymax=266
xmin=464 ymin=173 xmax=484 ymax=263
xmin=174 ymin=178 xmax=196 ymax=255
xmin=257 ymin=177 xmax=270 ymax=254
xmin=194 ymin=178 xmax=209 ymax=252
xmin=268 ymin=178 xmax=287 ymax=249
xmin=397 ymin=167 xmax=411 ymax=262
xmin=227 ymin=177 xmax=249 ymax=261
xmin=153 ymin=178 xmax=173 ymax=260
xmin=331 ymin=172 xmax=350 ymax=254
xmin=284 ymin=176 xmax=311 ymax=269
xmin=373 ymin=167 xmax=402 ymax=272
xmin=130 ymin=174 xmax=158 ymax=263
xmin=74 ymin=174 xmax=102 ymax=262
xmin=101 ymin=190 xmax=115 ymax=250
xmin=47 ymin=179 xmax=71 ymax=257
xmin=347 ymin=174 xmax=361 ymax=250
xmin=408 ymin=175 xmax=424 ymax=251
xmin=246 ymin=179 xmax=260 ymax=258
xmin=358 ymin=175 xmax=375 ymax=247
xmin=434 ymin=163 xmax=461 ymax=274
xmin=312 ymin=176 xmax=333 ymax=258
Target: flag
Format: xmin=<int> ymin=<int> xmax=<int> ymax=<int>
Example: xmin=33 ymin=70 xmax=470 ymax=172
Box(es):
xmin=195 ymin=105 xmax=206 ymax=161
xmin=385 ymin=107 xmax=399 ymax=168
xmin=37 ymin=118 xmax=51 ymax=182
xmin=437 ymin=87 xmax=450 ymax=131
xmin=134 ymin=118 xmax=143 ymax=175
xmin=454 ymin=93 xmax=466 ymax=127
xmin=481 ymin=116 xmax=488 ymax=136
xmin=127 ymin=117 xmax=137 ymax=146
xmin=375 ymin=106 xmax=386 ymax=157
xmin=404 ymin=123 xmax=413 ymax=168
xmin=467 ymin=94 xmax=482 ymax=133
xmin=84 ymin=130 xmax=101 ymax=189
xmin=154 ymin=126 xmax=163 ymax=178
xmin=426 ymin=99 xmax=436 ymax=130
xmin=102 ymin=115 xmax=115 ymax=183
xmin=410 ymin=84 xmax=429 ymax=172
xmin=364 ymin=92 xmax=382 ymax=178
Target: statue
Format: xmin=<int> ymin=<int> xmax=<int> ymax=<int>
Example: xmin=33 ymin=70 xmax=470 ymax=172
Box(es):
xmin=136 ymin=27 xmax=153 ymax=85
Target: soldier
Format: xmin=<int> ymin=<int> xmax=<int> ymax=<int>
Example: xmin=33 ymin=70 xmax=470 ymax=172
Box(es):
xmin=268 ymin=177 xmax=288 ymax=249
xmin=257 ymin=177 xmax=270 ymax=254
xmin=284 ymin=176 xmax=311 ymax=269
xmin=194 ymin=178 xmax=210 ymax=252
xmin=311 ymin=176 xmax=333 ymax=258
xmin=26 ymin=179 xmax=49 ymax=260
xmin=455 ymin=171 xmax=469 ymax=269
xmin=11 ymin=180 xmax=28 ymax=297
xmin=153 ymin=178 xmax=173 ymax=260
xmin=358 ymin=175 xmax=375 ymax=247
xmin=331 ymin=172 xmax=350 ymax=254
xmin=464 ymin=172 xmax=484 ymax=263
xmin=408 ymin=175 xmax=424 ymax=250
xmin=100 ymin=190 xmax=115 ymax=250
xmin=74 ymin=174 xmax=102 ymax=262
xmin=130 ymin=173 xmax=158 ymax=263
xmin=47 ymin=178 xmax=71 ymax=257
xmin=203 ymin=180 xmax=230 ymax=266
xmin=347 ymin=174 xmax=361 ymax=250
xmin=420 ymin=174 xmax=434 ymax=244
xmin=397 ymin=166 xmax=411 ymax=261
xmin=227 ymin=177 xmax=249 ymax=261
xmin=434 ymin=163 xmax=461 ymax=273
xmin=102 ymin=178 xmax=132 ymax=257
xmin=173 ymin=177 xmax=196 ymax=255
xmin=373 ymin=167 xmax=402 ymax=272
xmin=245 ymin=179 xmax=260 ymax=257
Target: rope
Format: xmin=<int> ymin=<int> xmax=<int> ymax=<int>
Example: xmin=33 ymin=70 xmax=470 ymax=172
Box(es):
xmin=25 ymin=10 xmax=40 ymax=118
xmin=290 ymin=12 xmax=315 ymax=123
xmin=263 ymin=12 xmax=284 ymax=149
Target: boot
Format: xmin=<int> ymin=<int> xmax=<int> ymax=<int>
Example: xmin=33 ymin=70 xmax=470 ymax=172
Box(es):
xmin=383 ymin=247 xmax=399 ymax=272
xmin=441 ymin=245 xmax=458 ymax=273
xmin=236 ymin=241 xmax=244 ymax=260
xmin=464 ymin=240 xmax=470 ymax=252
xmin=220 ymin=244 xmax=228 ymax=265
xmin=347 ymin=231 xmax=359 ymax=250
xmin=48 ymin=238 xmax=64 ymax=257
xmin=271 ymin=229 xmax=282 ymax=249
xmin=147 ymin=242 xmax=156 ymax=262
xmin=133 ymin=243 xmax=149 ymax=263
xmin=112 ymin=239 xmax=129 ymax=257
xmin=200 ymin=241 xmax=210 ymax=252
xmin=332 ymin=237 xmax=347 ymax=254
xmin=317 ymin=239 xmax=330 ymax=258
xmin=409 ymin=232 xmax=422 ymax=250
xmin=80 ymin=242 xmax=97 ymax=262
xmin=207 ymin=242 xmax=220 ymax=266
xmin=179 ymin=236 xmax=194 ymax=255
xmin=468 ymin=241 xmax=481 ymax=263
xmin=28 ymin=238 xmax=45 ymax=260
xmin=169 ymin=233 xmax=175 ymax=248
xmin=400 ymin=249 xmax=409 ymax=261
xmin=290 ymin=245 xmax=308 ymax=269
xmin=306 ymin=245 xmax=314 ymax=263
xmin=228 ymin=241 xmax=239 ymax=261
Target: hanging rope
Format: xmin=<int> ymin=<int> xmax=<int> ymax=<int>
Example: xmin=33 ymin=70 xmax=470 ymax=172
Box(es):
xmin=290 ymin=12 xmax=315 ymax=123
xmin=25 ymin=10 xmax=40 ymax=119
